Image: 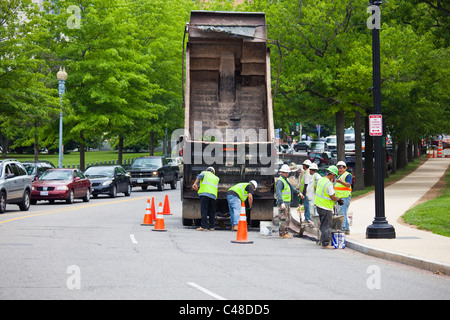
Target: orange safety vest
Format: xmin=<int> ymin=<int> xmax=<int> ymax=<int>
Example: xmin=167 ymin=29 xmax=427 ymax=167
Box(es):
xmin=334 ymin=171 xmax=352 ymax=198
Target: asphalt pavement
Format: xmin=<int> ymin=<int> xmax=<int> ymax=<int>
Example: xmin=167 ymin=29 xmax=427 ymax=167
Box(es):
xmin=300 ymin=157 xmax=450 ymax=275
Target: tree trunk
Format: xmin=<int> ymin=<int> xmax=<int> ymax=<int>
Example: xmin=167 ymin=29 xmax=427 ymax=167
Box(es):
xmin=149 ymin=131 xmax=154 ymax=156
xmin=80 ymin=132 xmax=86 ymax=171
xmin=397 ymin=140 xmax=407 ymax=169
xmin=353 ymin=111 xmax=364 ymax=191
xmin=336 ymin=110 xmax=345 ymax=161
xmin=33 ymin=122 xmax=39 ymax=161
xmin=118 ymin=135 xmax=123 ymax=165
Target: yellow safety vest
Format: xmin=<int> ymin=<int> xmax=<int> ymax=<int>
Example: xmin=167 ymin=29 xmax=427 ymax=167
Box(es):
xmin=198 ymin=171 xmax=219 ymax=197
xmin=279 ymin=176 xmax=291 ymax=203
xmin=314 ymin=177 xmax=334 ymax=210
xmin=229 ymin=183 xmax=250 ymax=202
xmin=334 ymin=171 xmax=352 ymax=198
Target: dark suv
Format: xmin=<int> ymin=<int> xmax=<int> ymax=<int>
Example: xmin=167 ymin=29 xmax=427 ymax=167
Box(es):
xmin=0 ymin=159 xmax=32 ymax=213
xmin=128 ymin=156 xmax=179 ymax=191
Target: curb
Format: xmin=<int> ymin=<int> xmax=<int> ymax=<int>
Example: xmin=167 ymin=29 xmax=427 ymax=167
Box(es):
xmin=345 ymin=239 xmax=450 ymax=276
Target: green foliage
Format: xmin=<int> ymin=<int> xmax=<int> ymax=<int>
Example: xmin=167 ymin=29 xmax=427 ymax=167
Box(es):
xmin=1 ymin=0 xmax=448 ymax=162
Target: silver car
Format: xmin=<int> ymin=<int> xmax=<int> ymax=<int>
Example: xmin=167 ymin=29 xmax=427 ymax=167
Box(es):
xmin=0 ymin=159 xmax=32 ymax=213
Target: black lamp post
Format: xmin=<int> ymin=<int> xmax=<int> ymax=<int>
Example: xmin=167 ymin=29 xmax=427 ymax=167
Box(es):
xmin=366 ymin=0 xmax=396 ymax=239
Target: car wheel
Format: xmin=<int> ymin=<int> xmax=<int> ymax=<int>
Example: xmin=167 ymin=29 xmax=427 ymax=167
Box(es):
xmin=109 ymin=185 xmax=117 ymax=198
xmin=82 ymin=189 xmax=90 ymax=202
xmin=170 ymin=179 xmax=177 ymax=190
xmin=157 ymin=178 xmax=165 ymax=191
xmin=18 ymin=190 xmax=30 ymax=211
xmin=0 ymin=192 xmax=6 ymax=213
xmin=66 ymin=190 xmax=74 ymax=204
xmin=124 ymin=184 xmax=131 ymax=196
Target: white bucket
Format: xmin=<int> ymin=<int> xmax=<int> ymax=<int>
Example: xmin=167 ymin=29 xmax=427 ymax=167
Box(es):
xmin=260 ymin=221 xmax=273 ymax=236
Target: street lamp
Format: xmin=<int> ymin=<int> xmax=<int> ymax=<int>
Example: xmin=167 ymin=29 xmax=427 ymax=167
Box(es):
xmin=366 ymin=0 xmax=395 ymax=239
xmin=57 ymin=67 xmax=67 ymax=169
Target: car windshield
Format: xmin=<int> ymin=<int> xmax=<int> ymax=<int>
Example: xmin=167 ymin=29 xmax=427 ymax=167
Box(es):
xmin=22 ymin=164 xmax=35 ymax=175
xmin=131 ymin=158 xmax=162 ymax=169
xmin=310 ymin=142 xmax=324 ymax=148
xmin=39 ymin=170 xmax=72 ymax=181
xmin=326 ymin=138 xmax=336 ymax=144
xmin=85 ymin=167 xmax=114 ymax=178
xmin=310 ymin=153 xmax=323 ymax=159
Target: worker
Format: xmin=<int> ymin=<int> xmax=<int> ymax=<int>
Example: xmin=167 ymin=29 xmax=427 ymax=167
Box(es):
xmin=334 ymin=161 xmax=352 ymax=235
xmin=314 ymin=165 xmax=344 ymax=248
xmin=227 ymin=180 xmax=257 ymax=231
xmin=275 ymin=164 xmax=304 ymax=239
xmin=299 ymin=159 xmax=312 ymax=222
xmin=306 ymin=162 xmax=321 ymax=218
xmin=192 ymin=167 xmax=219 ymax=231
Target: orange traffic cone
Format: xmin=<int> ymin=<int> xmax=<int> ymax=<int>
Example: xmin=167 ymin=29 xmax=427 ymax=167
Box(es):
xmin=150 ymin=197 xmax=156 ymax=223
xmin=231 ymin=202 xmax=253 ymax=244
xmin=163 ymin=195 xmax=172 ymax=215
xmin=141 ymin=199 xmax=154 ymax=226
xmin=152 ymin=202 xmax=167 ymax=232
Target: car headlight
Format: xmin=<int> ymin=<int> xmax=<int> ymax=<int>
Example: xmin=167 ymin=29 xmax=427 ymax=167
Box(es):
xmin=56 ymin=186 xmax=68 ymax=191
xmin=102 ymin=180 xmax=113 ymax=186
xmin=153 ymin=171 xmax=158 ymax=176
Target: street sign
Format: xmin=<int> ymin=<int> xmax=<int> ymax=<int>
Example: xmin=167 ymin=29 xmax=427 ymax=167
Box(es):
xmin=369 ymin=114 xmax=383 ymax=136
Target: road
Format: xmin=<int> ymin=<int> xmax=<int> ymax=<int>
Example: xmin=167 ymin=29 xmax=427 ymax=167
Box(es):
xmin=0 ymin=183 xmax=449 ymax=301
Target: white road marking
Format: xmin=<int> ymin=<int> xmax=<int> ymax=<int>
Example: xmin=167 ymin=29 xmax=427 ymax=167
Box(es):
xmin=130 ymin=234 xmax=138 ymax=244
xmin=187 ymin=282 xmax=227 ymax=300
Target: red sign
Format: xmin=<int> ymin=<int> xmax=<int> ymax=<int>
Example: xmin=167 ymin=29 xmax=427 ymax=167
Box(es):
xmin=369 ymin=114 xmax=383 ymax=136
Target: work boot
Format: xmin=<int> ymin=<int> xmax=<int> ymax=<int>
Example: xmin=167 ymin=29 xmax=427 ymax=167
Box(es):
xmin=280 ymin=233 xmax=293 ymax=239
xmin=231 ymin=225 xmax=238 ymax=231
xmin=197 ymin=227 xmax=207 ymax=231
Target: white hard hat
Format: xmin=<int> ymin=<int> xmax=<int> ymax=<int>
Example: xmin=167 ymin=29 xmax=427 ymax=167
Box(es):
xmin=279 ymin=164 xmax=291 ymax=173
xmin=303 ymin=159 xmax=312 ymax=166
xmin=207 ymin=166 xmax=215 ymax=173
xmin=336 ymin=161 xmax=347 ymax=167
xmin=250 ymin=180 xmax=257 ymax=189
xmin=309 ymin=163 xmax=318 ymax=170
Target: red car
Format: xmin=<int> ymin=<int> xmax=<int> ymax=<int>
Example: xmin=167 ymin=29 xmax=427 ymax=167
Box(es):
xmin=31 ymin=169 xmax=92 ymax=204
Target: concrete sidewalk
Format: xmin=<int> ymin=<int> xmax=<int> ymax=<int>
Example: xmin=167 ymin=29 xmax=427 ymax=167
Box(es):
xmin=345 ymin=157 xmax=450 ymax=275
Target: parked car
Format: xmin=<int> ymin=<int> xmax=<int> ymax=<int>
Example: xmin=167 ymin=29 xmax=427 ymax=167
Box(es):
xmin=309 ymin=152 xmax=336 ymax=167
xmin=277 ymin=144 xmax=294 ymax=154
xmin=128 ymin=156 xmax=179 ymax=191
xmin=0 ymin=159 xmax=32 ymax=213
xmin=84 ymin=165 xmax=132 ymax=198
xmin=22 ymin=160 xmax=55 ymax=180
xmin=293 ymin=141 xmax=311 ymax=152
xmin=308 ymin=141 xmax=328 ymax=154
xmin=326 ymin=136 xmax=337 ymax=153
xmin=345 ymin=143 xmax=355 ymax=156
xmin=31 ymin=169 xmax=92 ymax=204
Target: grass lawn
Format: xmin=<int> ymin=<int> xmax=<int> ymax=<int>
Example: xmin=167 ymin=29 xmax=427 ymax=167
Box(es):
xmin=2 ymin=151 xmax=159 ymax=168
xmin=402 ymin=168 xmax=450 ymax=237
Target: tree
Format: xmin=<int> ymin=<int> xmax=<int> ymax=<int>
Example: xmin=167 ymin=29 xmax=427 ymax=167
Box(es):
xmin=0 ymin=0 xmax=59 ymax=159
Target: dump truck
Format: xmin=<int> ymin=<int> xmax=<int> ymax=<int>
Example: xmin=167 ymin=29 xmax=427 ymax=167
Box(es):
xmin=181 ymin=11 xmax=277 ymax=227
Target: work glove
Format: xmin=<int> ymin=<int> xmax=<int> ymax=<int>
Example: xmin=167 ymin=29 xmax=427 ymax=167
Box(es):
xmin=337 ymin=198 xmax=344 ymax=206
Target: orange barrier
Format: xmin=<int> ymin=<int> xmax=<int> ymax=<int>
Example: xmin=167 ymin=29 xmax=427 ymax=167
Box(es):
xmin=141 ymin=199 xmax=154 ymax=226
xmin=437 ymin=140 xmax=443 ymax=158
xmin=231 ymin=202 xmax=253 ymax=244
xmin=163 ymin=195 xmax=172 ymax=215
xmin=152 ymin=202 xmax=167 ymax=232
